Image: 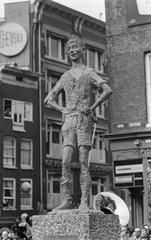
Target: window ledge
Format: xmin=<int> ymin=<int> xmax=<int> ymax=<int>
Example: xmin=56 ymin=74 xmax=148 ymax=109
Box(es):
xmin=21 ymin=167 xmax=33 ymax=170
xmin=13 ymin=125 xmax=25 ymax=132
xmin=21 ymin=207 xmax=33 ymax=210
xmin=44 ymin=55 xmax=68 ymax=64
xmin=46 ymin=154 xmax=62 ymax=160
xmin=3 ymin=208 xmax=17 ymax=211
xmin=3 ymin=166 xmax=17 ymax=169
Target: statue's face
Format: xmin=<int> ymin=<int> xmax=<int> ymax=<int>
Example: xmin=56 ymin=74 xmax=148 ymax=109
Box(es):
xmin=67 ymin=40 xmax=85 ymax=61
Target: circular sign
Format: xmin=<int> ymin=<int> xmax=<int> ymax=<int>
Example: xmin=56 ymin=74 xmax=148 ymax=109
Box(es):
xmin=0 ymin=22 xmax=27 ymax=56
xmin=93 ymin=191 xmax=130 ymax=226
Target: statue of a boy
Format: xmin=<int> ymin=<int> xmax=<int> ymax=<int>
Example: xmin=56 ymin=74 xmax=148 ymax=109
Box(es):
xmin=44 ymin=34 xmax=112 ymax=212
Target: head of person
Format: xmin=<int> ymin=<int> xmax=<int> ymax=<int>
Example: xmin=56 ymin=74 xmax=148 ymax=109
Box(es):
xmin=134 ymin=227 xmax=141 ymax=238
xmin=66 ymin=34 xmax=86 ymax=62
xmin=141 ymin=227 xmax=149 ymax=240
xmin=2 ymin=231 xmax=8 ymax=239
xmin=120 ymin=225 xmax=127 ymax=237
xmin=21 ymin=212 xmax=28 ymax=222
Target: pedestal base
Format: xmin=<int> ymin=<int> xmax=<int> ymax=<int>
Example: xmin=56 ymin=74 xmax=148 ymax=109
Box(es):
xmin=32 ymin=210 xmax=120 ymax=240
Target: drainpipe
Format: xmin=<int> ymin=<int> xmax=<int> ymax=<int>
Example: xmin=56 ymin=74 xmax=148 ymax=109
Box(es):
xmin=32 ymin=0 xmax=44 ymax=207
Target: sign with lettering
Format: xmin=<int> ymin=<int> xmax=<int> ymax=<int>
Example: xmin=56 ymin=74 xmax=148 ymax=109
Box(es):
xmin=0 ymin=22 xmax=27 ymax=56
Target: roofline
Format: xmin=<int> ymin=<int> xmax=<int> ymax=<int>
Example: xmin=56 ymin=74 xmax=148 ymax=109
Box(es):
xmin=38 ymin=0 xmax=105 ymax=28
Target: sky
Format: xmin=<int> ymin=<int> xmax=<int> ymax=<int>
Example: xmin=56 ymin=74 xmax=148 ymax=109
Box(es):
xmin=0 ymin=0 xmax=106 ymax=21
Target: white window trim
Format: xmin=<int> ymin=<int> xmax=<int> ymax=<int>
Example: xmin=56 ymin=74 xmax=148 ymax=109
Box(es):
xmin=47 ymin=124 xmax=62 ymax=159
xmin=4 ymin=99 xmax=33 ymax=122
xmin=47 ymin=171 xmax=64 ymax=209
xmin=46 ymin=34 xmax=68 ymax=63
xmin=95 ymin=91 xmax=106 ymax=119
xmin=145 ymin=53 xmax=151 ymax=127
xmin=45 ymin=72 xmax=66 ymax=107
xmin=93 ymin=133 xmax=106 ymax=163
xmin=20 ymin=178 xmax=33 ymax=210
xmin=12 ymin=100 xmax=24 ymax=127
xmin=3 ymin=178 xmax=16 ymax=210
xmin=3 ymin=137 xmax=16 ymax=168
xmin=24 ymin=102 xmax=33 ymax=122
xmin=20 ymin=138 xmax=33 ymax=169
xmin=86 ymin=49 xmax=105 ymax=73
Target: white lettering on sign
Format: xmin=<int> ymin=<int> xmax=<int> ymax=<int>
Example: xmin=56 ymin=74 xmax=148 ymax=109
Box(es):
xmin=0 ymin=23 xmax=27 ymax=56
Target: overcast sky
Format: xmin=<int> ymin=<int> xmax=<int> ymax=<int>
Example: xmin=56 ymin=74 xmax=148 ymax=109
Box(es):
xmin=0 ymin=0 xmax=106 ymax=21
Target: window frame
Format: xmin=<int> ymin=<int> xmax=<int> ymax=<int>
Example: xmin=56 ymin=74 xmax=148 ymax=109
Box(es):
xmin=95 ymin=91 xmax=106 ymax=119
xmin=46 ymin=33 xmax=68 ymax=63
xmin=20 ymin=178 xmax=33 ymax=210
xmin=145 ymin=52 xmax=151 ymax=127
xmin=45 ymin=70 xmax=66 ymax=107
xmin=46 ymin=123 xmax=62 ymax=159
xmin=20 ymin=138 xmax=33 ymax=169
xmin=4 ymin=99 xmax=33 ymax=123
xmin=3 ymin=136 xmax=16 ymax=168
xmin=92 ymin=132 xmax=106 ymax=163
xmin=86 ymin=48 xmax=105 ymax=73
xmin=3 ymin=178 xmax=16 ymax=210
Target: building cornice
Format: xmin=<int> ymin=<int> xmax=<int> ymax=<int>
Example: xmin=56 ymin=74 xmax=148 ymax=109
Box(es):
xmin=37 ymin=0 xmax=105 ymax=32
xmin=103 ymin=128 xmax=151 ymax=140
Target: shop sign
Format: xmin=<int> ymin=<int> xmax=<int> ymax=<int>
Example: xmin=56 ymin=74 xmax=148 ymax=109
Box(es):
xmin=115 ymin=164 xmax=143 ymax=174
xmin=115 ymin=175 xmax=133 ymax=183
xmin=0 ymin=22 xmax=27 ymax=56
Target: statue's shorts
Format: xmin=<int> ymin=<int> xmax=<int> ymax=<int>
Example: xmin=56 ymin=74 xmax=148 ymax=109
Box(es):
xmin=62 ymin=112 xmax=93 ymax=149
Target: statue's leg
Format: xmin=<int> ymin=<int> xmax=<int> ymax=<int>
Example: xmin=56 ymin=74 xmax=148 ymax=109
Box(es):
xmin=78 ymin=145 xmax=90 ymax=212
xmin=55 ymin=146 xmax=73 ymax=210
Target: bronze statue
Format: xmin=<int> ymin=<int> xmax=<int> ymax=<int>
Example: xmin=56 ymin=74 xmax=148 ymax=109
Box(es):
xmin=44 ymin=34 xmax=112 ymax=212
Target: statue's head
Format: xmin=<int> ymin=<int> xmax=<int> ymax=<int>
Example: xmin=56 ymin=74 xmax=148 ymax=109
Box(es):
xmin=66 ymin=34 xmax=86 ymax=61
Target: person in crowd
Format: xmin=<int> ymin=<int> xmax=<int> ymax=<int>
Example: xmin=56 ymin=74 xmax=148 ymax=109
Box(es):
xmin=131 ymin=227 xmax=141 ymax=240
xmin=1 ymin=231 xmax=11 ymax=240
xmin=17 ymin=213 xmax=32 ymax=239
xmin=120 ymin=225 xmax=130 ymax=240
xmin=140 ymin=227 xmax=149 ymax=240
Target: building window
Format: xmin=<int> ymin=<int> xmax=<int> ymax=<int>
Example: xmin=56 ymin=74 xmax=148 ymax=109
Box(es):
xmin=24 ymin=103 xmax=33 ymax=121
xmin=92 ymin=132 xmax=105 ymax=163
xmin=20 ymin=179 xmax=32 ymax=209
xmin=4 ymin=99 xmax=33 ymax=131
xmin=91 ymin=177 xmax=106 ymax=194
xmin=145 ymin=52 xmax=151 ymax=127
xmin=21 ymin=139 xmax=33 ymax=169
xmin=47 ymin=172 xmax=63 ymax=209
xmin=46 ymin=122 xmax=62 ymax=159
xmin=89 ymin=177 xmax=106 ymax=208
xmin=3 ymin=137 xmax=16 ymax=168
xmin=45 ymin=71 xmax=66 ymax=107
xmin=86 ymin=48 xmax=105 ymax=73
xmin=3 ymin=178 xmax=16 ymax=210
xmin=95 ymin=91 xmax=106 ymax=118
xmin=46 ymin=33 xmax=67 ymax=62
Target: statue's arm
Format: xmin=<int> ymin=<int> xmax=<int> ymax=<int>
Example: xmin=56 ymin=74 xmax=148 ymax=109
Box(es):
xmin=90 ymin=71 xmax=112 ymax=112
xmin=44 ymin=77 xmax=64 ymax=112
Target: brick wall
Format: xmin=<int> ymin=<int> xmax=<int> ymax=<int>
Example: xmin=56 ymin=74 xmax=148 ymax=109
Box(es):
xmin=105 ymin=0 xmax=151 ymax=132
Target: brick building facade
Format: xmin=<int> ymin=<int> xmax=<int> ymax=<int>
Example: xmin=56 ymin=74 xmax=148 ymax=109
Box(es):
xmin=0 ymin=0 xmax=113 ymax=229
xmin=33 ymin=0 xmax=112 ymax=210
xmin=105 ymin=0 xmax=151 ymax=226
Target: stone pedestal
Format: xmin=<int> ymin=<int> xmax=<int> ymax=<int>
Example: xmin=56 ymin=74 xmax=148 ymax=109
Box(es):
xmin=32 ymin=210 xmax=120 ymax=240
